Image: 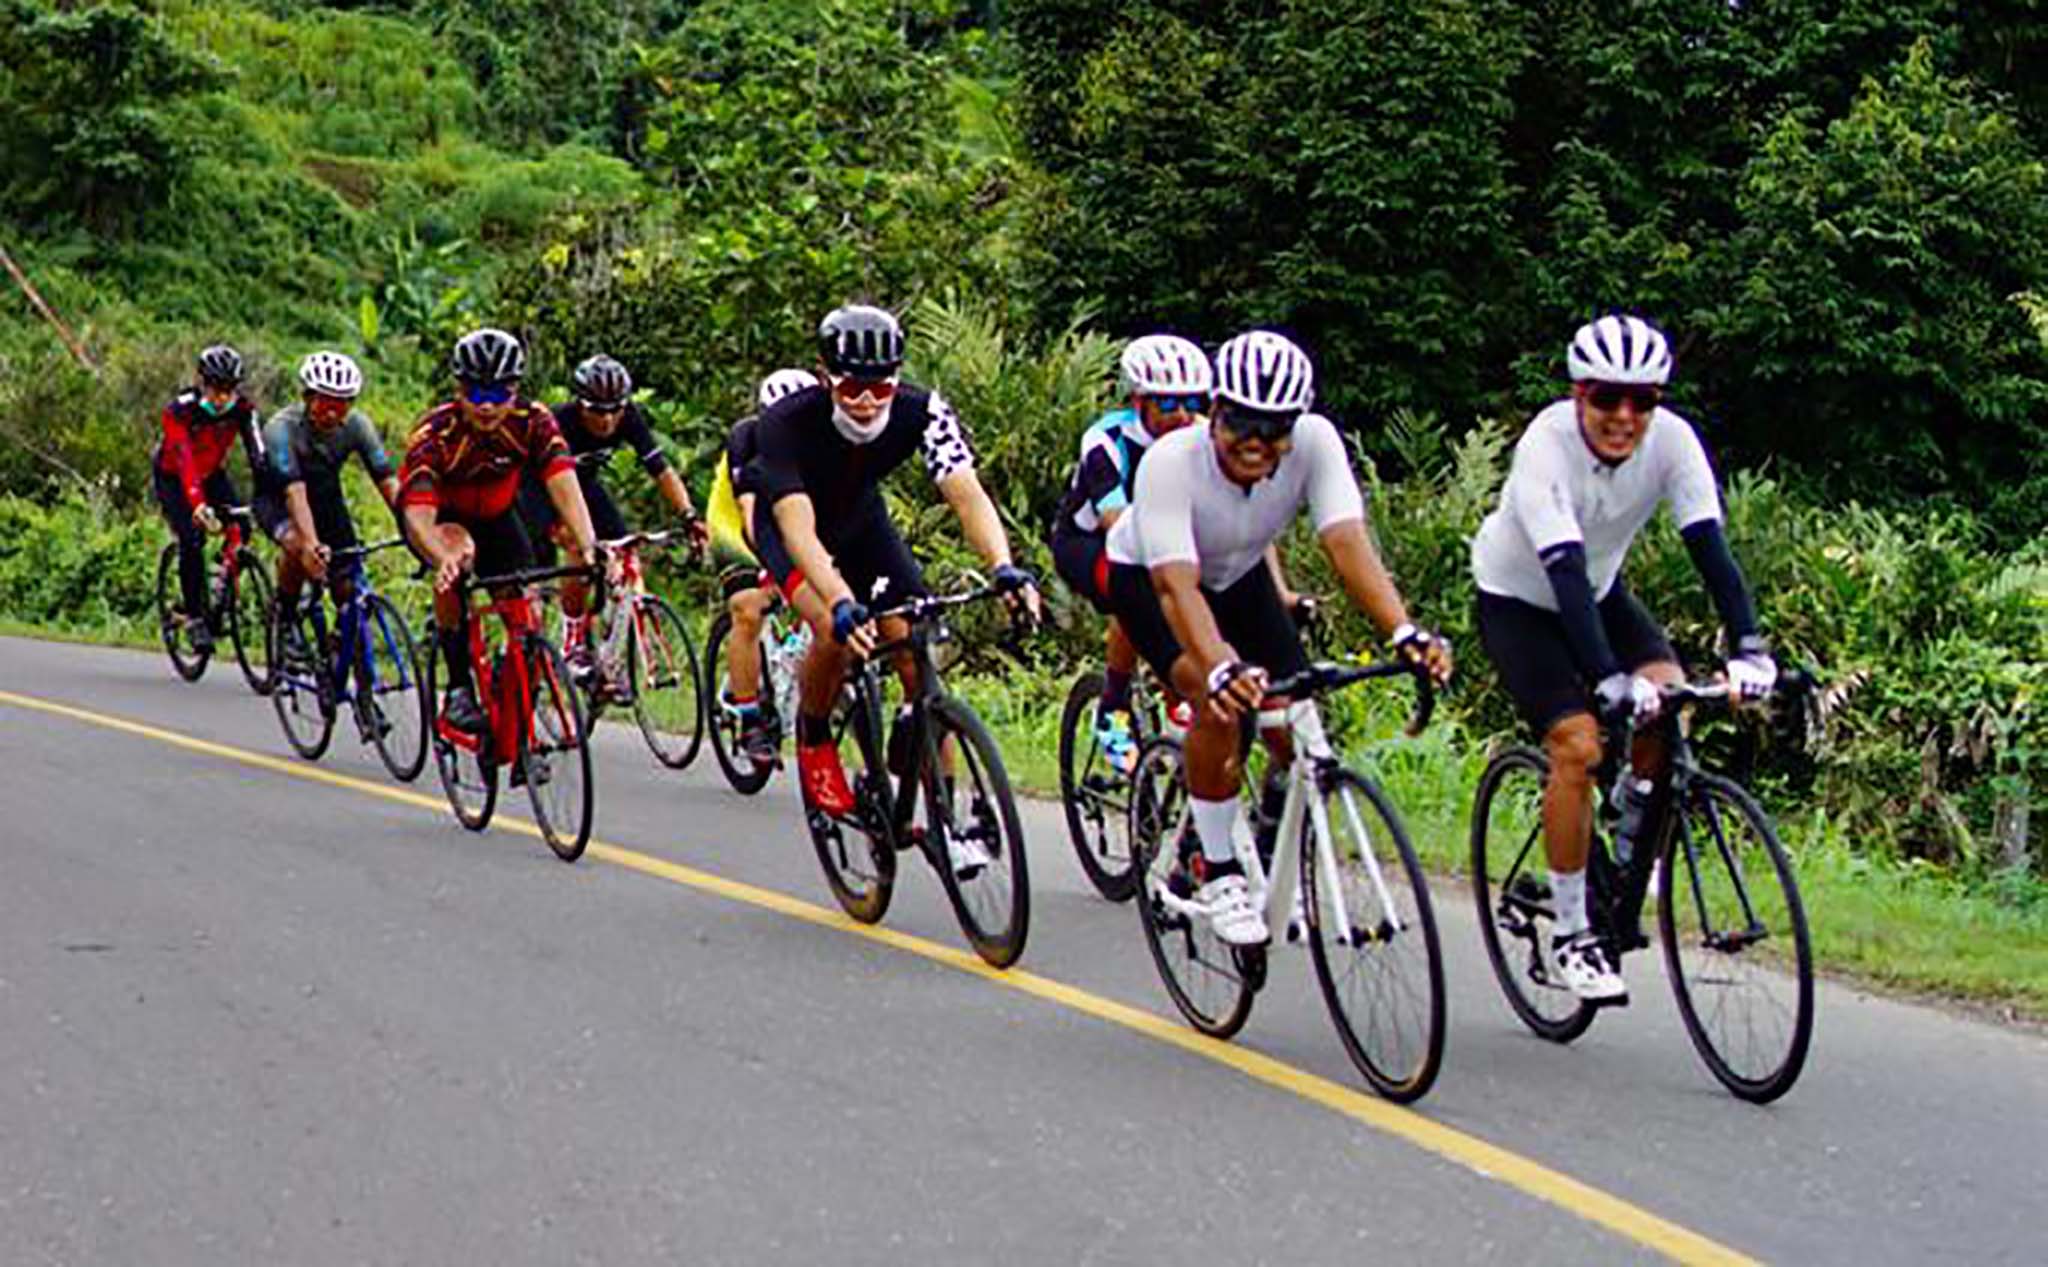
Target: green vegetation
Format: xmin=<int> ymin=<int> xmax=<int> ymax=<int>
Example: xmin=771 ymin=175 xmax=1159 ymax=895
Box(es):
xmin=2 ymin=0 xmax=2045 ymax=1016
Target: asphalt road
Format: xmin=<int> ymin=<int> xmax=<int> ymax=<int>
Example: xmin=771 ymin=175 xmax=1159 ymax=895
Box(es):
xmin=2 ymin=634 xmax=2042 ymax=1265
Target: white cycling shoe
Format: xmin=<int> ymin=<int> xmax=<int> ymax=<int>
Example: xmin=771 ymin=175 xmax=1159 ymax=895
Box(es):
xmin=1551 ymin=928 xmax=1627 ymax=1003
xmin=1193 ymin=873 xmax=1270 ymax=947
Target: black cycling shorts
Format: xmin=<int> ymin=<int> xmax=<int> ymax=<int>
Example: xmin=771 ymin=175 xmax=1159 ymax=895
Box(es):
xmin=255 ymin=477 xmax=360 ymax=555
xmin=1106 ymin=560 xmax=1308 ymax=687
xmin=519 ymin=474 xmax=628 ymax=566
xmin=752 ymin=495 xmax=927 ymax=609
xmin=1050 ymin=523 xmax=1112 ymax=616
xmin=441 ymin=507 xmax=536 ymax=585
xmin=1476 ymin=583 xmax=1678 ymax=736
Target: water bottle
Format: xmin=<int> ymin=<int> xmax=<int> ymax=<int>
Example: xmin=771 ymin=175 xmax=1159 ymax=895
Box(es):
xmin=1612 ymin=777 xmax=1656 ymax=867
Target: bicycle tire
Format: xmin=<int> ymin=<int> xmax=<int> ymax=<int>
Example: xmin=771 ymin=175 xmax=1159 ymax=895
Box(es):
xmin=1058 ymin=670 xmax=1138 ymax=902
xmin=269 ymin=596 xmax=335 ymax=760
xmin=522 ymin=634 xmax=595 ymax=862
xmin=924 ymin=696 xmax=1031 ymax=968
xmin=1131 ymin=737 xmax=1256 ymax=1039
xmin=1470 ymin=745 xmax=1597 ymax=1043
xmin=1304 ymin=765 xmax=1446 ymax=1102
xmin=627 ymin=596 xmax=705 ymax=770
xmin=426 ymin=636 xmax=497 ymax=831
xmin=704 ymin=611 xmax=776 ymax=795
xmin=155 ymin=542 xmax=210 ymax=682
xmin=363 ymin=594 xmax=429 ymax=783
xmin=227 ymin=549 xmax=274 ymax=695
xmin=1659 ymin=771 xmax=1815 ymax=1103
xmin=806 ymin=672 xmax=896 ymax=923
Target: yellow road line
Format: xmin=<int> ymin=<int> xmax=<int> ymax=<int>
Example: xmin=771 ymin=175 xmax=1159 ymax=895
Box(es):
xmin=1 ymin=686 xmax=1756 ymax=1266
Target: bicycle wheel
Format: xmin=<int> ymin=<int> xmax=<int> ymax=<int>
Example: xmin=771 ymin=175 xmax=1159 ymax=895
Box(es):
xmin=923 ymin=697 xmax=1031 ymax=968
xmin=704 ymin=612 xmax=776 ymax=795
xmin=522 ymin=635 xmax=595 ymax=862
xmin=155 ymin=542 xmax=210 ymax=681
xmin=1131 ymin=738 xmax=1256 ymax=1039
xmin=426 ymin=638 xmax=497 ymax=831
xmin=362 ymin=594 xmax=428 ymax=782
xmin=1659 ymin=772 xmax=1815 ymax=1103
xmin=1303 ymin=766 xmax=1445 ymax=1102
xmin=627 ymin=596 xmax=705 ymax=770
xmin=269 ymin=596 xmax=334 ymax=760
xmin=806 ymin=674 xmax=896 ymax=923
xmin=227 ymin=549 xmax=275 ymax=696
xmin=1470 ymin=746 xmax=1596 ymax=1043
xmin=1058 ymin=670 xmax=1139 ymax=902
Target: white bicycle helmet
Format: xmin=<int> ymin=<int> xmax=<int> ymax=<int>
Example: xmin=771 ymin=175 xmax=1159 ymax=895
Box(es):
xmin=298 ymin=350 xmax=363 ymax=399
xmin=1119 ymin=334 xmax=1213 ymax=396
xmin=1214 ymin=330 xmax=1314 ymax=412
xmin=1567 ymin=315 xmax=1672 ymax=385
xmin=757 ymin=368 xmax=816 ymax=410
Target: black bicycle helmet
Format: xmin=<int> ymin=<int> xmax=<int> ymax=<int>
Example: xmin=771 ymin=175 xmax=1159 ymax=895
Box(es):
xmin=817 ymin=305 xmax=905 ymax=377
xmin=451 ymin=327 xmax=526 ymax=384
xmin=197 ymin=344 xmax=244 ymax=386
xmin=572 ymin=353 xmax=633 ymax=406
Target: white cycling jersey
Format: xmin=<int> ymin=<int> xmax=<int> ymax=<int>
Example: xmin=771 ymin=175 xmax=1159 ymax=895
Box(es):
xmin=1106 ymin=414 xmax=1364 ymax=590
xmin=1471 ymin=399 xmax=1722 ymax=610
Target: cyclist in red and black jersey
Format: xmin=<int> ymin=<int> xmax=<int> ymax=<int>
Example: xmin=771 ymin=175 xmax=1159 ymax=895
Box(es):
xmin=399 ymin=327 xmax=599 ymax=733
xmin=151 ymin=344 xmax=266 ymax=653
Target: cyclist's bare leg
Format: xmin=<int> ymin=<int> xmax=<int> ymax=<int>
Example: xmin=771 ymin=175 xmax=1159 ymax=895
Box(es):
xmin=726 ymin=584 xmax=773 ymax=700
xmin=1541 ymin=712 xmax=1601 ymax=874
xmin=553 ymin=522 xmax=589 ymax=621
xmin=1627 ymin=659 xmax=1684 ymax=780
xmin=791 ymin=579 xmax=850 ymax=721
xmin=1170 ymin=652 xmax=1243 ymax=802
xmin=276 ymin=526 xmax=308 ymax=608
xmin=428 ymin=523 xmax=478 ymax=687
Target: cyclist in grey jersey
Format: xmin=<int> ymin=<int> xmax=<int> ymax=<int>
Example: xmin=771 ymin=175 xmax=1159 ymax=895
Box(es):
xmin=1470 ymin=315 xmax=1778 ymax=1003
xmin=256 ymin=352 xmax=400 ymax=615
xmin=1105 ymin=330 xmax=1452 ymax=946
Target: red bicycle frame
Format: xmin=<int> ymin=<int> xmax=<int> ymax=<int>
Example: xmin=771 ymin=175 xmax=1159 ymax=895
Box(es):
xmin=436 ymin=591 xmax=540 ymax=767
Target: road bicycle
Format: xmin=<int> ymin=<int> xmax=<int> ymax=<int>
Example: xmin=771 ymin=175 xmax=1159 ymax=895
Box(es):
xmin=1129 ymin=659 xmax=1445 ymax=1102
xmin=704 ymin=582 xmax=810 ymax=795
xmin=267 ymin=537 xmax=428 ymax=781
xmin=805 ymin=586 xmax=1032 ymax=968
xmin=1469 ymin=675 xmax=1816 ymax=1103
xmin=567 ymin=529 xmax=705 ymax=770
xmin=425 ymin=560 xmax=600 ymax=862
xmin=1058 ymin=598 xmax=1322 ymax=902
xmin=155 ymin=503 xmax=273 ymax=695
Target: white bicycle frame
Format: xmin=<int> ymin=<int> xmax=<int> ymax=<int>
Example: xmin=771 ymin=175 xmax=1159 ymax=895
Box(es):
xmin=1157 ymin=699 xmax=1410 ymax=947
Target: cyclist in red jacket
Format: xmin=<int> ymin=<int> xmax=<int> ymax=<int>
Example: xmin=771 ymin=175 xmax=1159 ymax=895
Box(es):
xmin=151 ymin=344 xmax=265 ymax=653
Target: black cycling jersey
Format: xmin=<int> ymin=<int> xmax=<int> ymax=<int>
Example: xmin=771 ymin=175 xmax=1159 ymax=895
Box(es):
xmin=725 ymin=415 xmax=760 ymax=497
xmin=551 ymin=399 xmax=670 ymax=477
xmin=745 ymin=383 xmax=974 ymax=530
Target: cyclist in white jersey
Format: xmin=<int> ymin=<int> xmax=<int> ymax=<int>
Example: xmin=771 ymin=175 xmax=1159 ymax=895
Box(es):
xmin=1049 ymin=334 xmax=1212 ymax=772
xmin=1471 ymin=314 xmax=1778 ymax=1003
xmin=1105 ymin=330 xmax=1452 ymax=946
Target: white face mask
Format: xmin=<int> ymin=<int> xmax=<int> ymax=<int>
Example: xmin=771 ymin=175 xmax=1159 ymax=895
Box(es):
xmin=831 ymin=399 xmax=893 ymax=444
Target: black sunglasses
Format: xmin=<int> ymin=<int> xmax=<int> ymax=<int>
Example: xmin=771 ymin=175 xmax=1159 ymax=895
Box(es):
xmin=1585 ymin=383 xmax=1661 ymax=413
xmin=1217 ymin=402 xmax=1301 ymax=442
xmin=580 ymin=399 xmax=625 ymax=415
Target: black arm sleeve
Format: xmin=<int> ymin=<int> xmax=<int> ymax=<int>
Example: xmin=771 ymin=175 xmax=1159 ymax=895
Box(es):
xmin=1681 ymin=519 xmax=1761 ymax=646
xmin=623 ymin=405 xmax=670 ymax=477
xmin=1541 ymin=542 xmax=1623 ymax=681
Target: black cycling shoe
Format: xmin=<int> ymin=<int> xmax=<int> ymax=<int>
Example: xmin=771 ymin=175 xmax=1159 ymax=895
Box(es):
xmin=739 ymin=713 xmax=779 ymax=768
xmin=184 ymin=613 xmax=215 ymax=655
xmin=355 ymin=700 xmax=392 ymax=744
xmin=440 ymin=686 xmax=485 ymax=734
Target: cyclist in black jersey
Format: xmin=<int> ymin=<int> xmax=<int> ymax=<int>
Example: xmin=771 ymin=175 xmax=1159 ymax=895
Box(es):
xmin=517 ymin=353 xmax=707 ymax=672
xmin=747 ymin=304 xmax=1040 ymax=815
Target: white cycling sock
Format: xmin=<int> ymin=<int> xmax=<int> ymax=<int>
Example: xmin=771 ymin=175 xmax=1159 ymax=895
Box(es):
xmin=1551 ymin=867 xmax=1589 ymax=936
xmin=1191 ymin=796 xmax=1241 ymax=867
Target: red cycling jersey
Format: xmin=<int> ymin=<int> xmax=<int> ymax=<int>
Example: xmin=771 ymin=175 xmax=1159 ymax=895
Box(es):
xmin=400 ymin=400 xmax=574 ymax=522
xmin=153 ymin=390 xmax=264 ymax=510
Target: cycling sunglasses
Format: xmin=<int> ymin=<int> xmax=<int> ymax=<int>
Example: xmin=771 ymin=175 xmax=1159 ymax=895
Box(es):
xmin=830 ymin=373 xmax=898 ymax=404
xmin=1144 ymin=392 xmax=1212 ymax=415
xmin=1216 ymin=401 xmax=1301 ymax=442
xmin=579 ymin=398 xmax=625 ymax=415
xmin=464 ymin=381 xmax=517 ymax=406
xmin=1585 ymin=383 xmax=1661 ymax=414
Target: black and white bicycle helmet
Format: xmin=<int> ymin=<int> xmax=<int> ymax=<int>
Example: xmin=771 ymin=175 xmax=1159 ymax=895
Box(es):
xmin=197 ymin=344 xmax=245 ymax=386
xmin=451 ymin=327 xmax=526 ymax=384
xmin=817 ymin=305 xmax=905 ymax=377
xmin=573 ymin=353 xmax=633 ymax=405
xmin=298 ymin=350 xmax=363 ymax=399
xmin=1214 ymin=330 xmax=1314 ymax=412
xmin=1120 ymin=334 xmax=1213 ymax=396
xmin=1566 ymin=315 xmax=1672 ymax=385
xmin=757 ymin=368 xmax=816 ymax=410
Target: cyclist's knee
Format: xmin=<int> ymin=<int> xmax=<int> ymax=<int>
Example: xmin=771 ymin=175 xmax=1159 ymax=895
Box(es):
xmin=1544 ymin=713 xmax=1602 ymax=781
